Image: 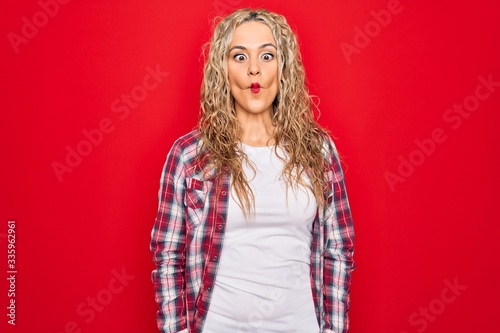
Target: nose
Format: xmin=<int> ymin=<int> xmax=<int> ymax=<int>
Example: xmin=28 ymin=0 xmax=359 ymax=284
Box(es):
xmin=247 ymin=58 xmax=261 ymax=76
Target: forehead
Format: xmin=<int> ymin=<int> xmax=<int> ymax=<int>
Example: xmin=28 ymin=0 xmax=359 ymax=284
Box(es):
xmin=230 ymin=21 xmax=276 ymax=47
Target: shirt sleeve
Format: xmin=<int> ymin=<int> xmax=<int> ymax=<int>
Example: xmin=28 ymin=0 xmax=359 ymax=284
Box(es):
xmin=150 ymin=140 xmax=189 ymax=333
xmin=323 ymin=138 xmax=356 ymax=333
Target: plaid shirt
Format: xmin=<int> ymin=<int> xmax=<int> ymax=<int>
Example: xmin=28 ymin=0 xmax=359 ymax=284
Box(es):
xmin=150 ymin=129 xmax=355 ymax=333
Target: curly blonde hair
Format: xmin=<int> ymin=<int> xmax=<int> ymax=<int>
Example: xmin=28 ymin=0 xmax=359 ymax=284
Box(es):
xmin=198 ymin=8 xmax=331 ymax=216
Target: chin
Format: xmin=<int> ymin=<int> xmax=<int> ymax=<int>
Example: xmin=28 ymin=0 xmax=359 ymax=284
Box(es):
xmin=247 ymin=101 xmax=272 ymax=112
xmin=245 ymin=107 xmax=271 ymax=115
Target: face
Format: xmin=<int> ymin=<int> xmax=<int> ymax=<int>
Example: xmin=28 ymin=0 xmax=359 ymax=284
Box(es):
xmin=227 ymin=21 xmax=279 ymax=120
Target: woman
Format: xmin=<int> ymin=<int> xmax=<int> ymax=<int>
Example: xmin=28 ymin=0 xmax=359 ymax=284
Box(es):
xmin=151 ymin=8 xmax=355 ymax=333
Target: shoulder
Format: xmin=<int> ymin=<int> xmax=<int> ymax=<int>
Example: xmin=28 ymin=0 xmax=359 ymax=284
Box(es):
xmin=171 ymin=128 xmax=201 ymax=149
xmin=319 ymin=132 xmax=339 ymax=161
xmin=163 ymin=129 xmax=204 ymax=170
xmin=167 ymin=129 xmax=217 ymax=179
xmin=168 ymin=128 xmax=202 ymax=157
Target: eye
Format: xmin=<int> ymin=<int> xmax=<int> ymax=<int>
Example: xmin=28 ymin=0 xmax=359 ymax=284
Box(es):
xmin=262 ymin=53 xmax=274 ymax=61
xmin=233 ymin=54 xmax=247 ymax=62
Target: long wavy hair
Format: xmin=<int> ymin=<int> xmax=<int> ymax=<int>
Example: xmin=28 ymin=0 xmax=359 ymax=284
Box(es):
xmin=198 ymin=8 xmax=331 ymax=216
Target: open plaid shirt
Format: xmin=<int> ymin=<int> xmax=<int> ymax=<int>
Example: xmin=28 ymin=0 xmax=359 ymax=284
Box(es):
xmin=150 ymin=129 xmax=355 ymax=333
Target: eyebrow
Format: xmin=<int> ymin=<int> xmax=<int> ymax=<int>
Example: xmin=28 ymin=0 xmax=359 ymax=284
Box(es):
xmin=228 ymin=43 xmax=277 ymax=52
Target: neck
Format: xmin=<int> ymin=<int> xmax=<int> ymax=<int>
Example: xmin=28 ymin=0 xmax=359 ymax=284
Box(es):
xmin=237 ymin=112 xmax=275 ymax=147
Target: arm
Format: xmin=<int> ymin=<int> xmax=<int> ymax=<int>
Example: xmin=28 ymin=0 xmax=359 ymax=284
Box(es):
xmin=150 ymin=141 xmax=188 ymax=333
xmin=323 ymin=139 xmax=356 ymax=333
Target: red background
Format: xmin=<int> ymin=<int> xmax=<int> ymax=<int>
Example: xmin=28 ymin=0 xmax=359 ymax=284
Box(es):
xmin=1 ymin=0 xmax=499 ymax=332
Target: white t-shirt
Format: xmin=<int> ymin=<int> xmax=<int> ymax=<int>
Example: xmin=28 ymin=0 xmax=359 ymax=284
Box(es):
xmin=203 ymin=144 xmax=319 ymax=333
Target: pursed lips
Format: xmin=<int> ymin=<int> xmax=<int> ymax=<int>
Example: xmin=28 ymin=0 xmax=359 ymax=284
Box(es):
xmin=250 ymin=82 xmax=261 ymax=93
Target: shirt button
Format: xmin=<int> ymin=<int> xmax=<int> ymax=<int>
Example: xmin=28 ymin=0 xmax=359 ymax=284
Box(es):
xmin=217 ymin=224 xmax=223 ymax=230
xmin=221 ymin=191 xmax=227 ymax=196
xmin=212 ymin=256 xmax=218 ymax=261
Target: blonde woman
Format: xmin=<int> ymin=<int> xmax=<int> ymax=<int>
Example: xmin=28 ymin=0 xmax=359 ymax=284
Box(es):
xmin=151 ymin=8 xmax=355 ymax=333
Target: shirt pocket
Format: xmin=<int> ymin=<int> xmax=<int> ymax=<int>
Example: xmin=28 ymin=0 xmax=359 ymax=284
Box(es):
xmin=184 ymin=178 xmax=211 ymax=228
